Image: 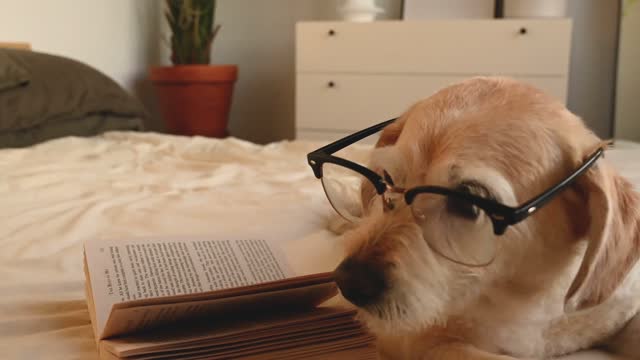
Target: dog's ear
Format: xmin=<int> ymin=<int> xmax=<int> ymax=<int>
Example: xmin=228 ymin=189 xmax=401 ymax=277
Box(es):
xmin=375 ymin=117 xmax=407 ymax=149
xmin=565 ymin=157 xmax=640 ymax=311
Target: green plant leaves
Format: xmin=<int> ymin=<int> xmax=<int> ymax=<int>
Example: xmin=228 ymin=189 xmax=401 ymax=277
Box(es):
xmin=623 ymin=0 xmax=639 ymax=17
xmin=165 ymin=0 xmax=219 ymax=65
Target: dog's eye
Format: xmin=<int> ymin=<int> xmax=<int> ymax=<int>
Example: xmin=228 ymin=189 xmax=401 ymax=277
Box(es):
xmin=447 ymin=184 xmax=480 ymax=220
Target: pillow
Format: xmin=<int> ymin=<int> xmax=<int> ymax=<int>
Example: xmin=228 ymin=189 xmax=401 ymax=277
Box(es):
xmin=0 ymin=50 xmax=29 ymax=91
xmin=0 ymin=49 xmax=146 ymax=148
xmin=0 ymin=114 xmax=144 ymax=149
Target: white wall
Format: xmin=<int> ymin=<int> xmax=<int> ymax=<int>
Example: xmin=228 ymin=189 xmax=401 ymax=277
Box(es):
xmin=615 ymin=1 xmax=640 ymax=142
xmin=565 ymin=0 xmax=620 ymax=139
xmin=0 ymin=0 xmax=161 ymax=91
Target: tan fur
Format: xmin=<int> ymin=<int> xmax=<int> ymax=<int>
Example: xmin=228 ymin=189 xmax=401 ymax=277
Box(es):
xmin=566 ymin=165 xmax=640 ymax=310
xmin=336 ymin=77 xmax=640 ymax=359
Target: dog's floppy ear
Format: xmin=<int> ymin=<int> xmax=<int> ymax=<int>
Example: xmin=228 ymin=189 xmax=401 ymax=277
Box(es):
xmin=565 ymin=155 xmax=640 ymax=311
xmin=375 ymin=116 xmax=407 ymax=149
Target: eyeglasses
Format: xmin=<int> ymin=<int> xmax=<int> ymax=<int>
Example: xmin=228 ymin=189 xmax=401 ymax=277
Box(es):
xmin=307 ymin=118 xmax=605 ymax=267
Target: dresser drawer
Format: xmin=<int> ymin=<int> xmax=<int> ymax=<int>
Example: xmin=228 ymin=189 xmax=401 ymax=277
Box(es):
xmin=296 ymin=20 xmax=571 ymax=76
xmin=296 ymin=74 xmax=567 ymax=133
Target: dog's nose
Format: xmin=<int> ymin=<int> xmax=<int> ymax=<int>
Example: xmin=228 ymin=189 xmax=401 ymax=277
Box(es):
xmin=334 ymin=257 xmax=387 ymax=307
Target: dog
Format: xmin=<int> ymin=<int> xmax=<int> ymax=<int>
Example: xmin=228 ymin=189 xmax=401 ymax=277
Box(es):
xmin=332 ymin=77 xmax=640 ymax=359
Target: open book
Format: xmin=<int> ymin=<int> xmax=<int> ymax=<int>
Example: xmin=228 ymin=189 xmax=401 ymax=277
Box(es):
xmin=83 ymin=236 xmax=376 ymax=359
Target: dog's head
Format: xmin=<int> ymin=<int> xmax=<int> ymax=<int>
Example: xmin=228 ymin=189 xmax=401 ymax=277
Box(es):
xmin=334 ymin=77 xmax=640 ymax=335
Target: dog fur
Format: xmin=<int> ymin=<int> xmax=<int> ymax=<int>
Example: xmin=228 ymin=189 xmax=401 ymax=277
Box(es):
xmin=334 ymin=77 xmax=640 ymax=359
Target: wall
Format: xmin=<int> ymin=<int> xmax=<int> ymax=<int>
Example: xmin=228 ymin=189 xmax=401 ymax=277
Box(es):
xmin=565 ymin=0 xmax=620 ymax=138
xmin=0 ymin=0 xmax=161 ymax=90
xmin=615 ymin=1 xmax=640 ymax=142
xmin=0 ymin=0 xmax=163 ymax=129
xmin=200 ymin=0 xmax=326 ymax=143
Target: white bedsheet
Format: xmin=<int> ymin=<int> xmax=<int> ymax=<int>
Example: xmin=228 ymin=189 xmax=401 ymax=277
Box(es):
xmin=0 ymin=132 xmax=638 ymax=360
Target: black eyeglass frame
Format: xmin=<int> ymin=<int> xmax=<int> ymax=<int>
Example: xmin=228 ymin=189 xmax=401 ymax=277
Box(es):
xmin=307 ymin=118 xmax=605 ymax=236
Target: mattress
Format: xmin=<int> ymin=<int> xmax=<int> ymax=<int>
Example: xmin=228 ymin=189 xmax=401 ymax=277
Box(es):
xmin=0 ymin=132 xmax=638 ymax=360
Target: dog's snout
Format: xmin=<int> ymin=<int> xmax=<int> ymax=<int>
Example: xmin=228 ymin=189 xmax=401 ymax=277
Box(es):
xmin=334 ymin=257 xmax=387 ymax=307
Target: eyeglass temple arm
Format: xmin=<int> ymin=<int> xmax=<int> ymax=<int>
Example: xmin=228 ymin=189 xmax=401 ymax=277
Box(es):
xmin=509 ymin=148 xmax=605 ymax=223
xmin=312 ymin=118 xmax=397 ymax=155
xmin=487 ymin=148 xmax=604 ymax=235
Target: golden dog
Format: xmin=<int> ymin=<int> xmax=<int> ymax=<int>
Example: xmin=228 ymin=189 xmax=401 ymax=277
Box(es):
xmin=333 ymin=77 xmax=640 ymax=359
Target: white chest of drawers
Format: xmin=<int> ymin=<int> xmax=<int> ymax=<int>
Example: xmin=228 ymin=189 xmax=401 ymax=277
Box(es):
xmin=295 ymin=20 xmax=572 ymax=141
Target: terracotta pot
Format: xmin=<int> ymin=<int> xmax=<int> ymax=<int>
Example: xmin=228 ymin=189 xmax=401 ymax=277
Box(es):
xmin=149 ymin=65 xmax=238 ymax=138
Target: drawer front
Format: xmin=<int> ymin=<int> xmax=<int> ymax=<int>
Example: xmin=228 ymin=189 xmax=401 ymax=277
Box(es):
xmin=296 ymin=74 xmax=567 ymax=132
xmin=297 ymin=20 xmax=571 ymax=76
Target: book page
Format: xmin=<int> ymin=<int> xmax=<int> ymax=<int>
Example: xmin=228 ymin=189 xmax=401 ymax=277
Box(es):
xmin=84 ymin=236 xmax=294 ymax=339
xmin=101 ymin=281 xmax=338 ymax=340
xmin=101 ymin=307 xmax=373 ymax=360
xmin=101 ymin=306 xmax=358 ymax=358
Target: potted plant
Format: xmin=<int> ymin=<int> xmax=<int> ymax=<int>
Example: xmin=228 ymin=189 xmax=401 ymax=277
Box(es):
xmin=150 ymin=0 xmax=237 ymax=138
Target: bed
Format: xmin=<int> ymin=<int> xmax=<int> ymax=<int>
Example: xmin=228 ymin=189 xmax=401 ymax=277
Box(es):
xmin=1 ymin=49 xmax=639 ymax=360
xmin=0 ymin=131 xmax=638 ymax=360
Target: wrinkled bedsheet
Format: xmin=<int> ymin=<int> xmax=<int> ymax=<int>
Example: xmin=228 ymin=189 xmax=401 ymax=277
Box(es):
xmin=0 ymin=132 xmax=638 ymax=360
